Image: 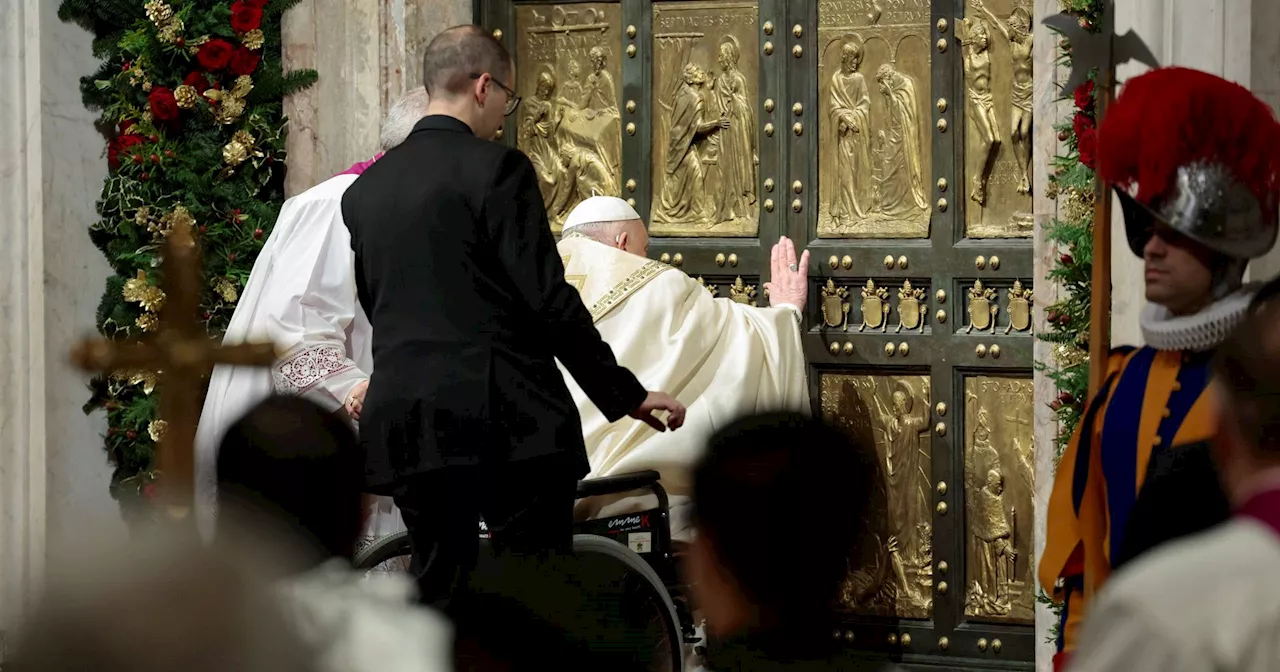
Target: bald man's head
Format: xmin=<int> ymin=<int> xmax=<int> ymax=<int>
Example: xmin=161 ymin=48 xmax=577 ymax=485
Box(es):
xmin=422 ymin=25 xmax=513 ymax=97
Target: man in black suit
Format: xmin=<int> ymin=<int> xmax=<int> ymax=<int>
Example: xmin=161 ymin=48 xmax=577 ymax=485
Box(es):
xmin=341 ymin=25 xmax=686 ymax=606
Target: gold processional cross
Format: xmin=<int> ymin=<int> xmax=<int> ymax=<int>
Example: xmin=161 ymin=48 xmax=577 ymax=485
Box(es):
xmin=70 ymin=222 xmax=278 ymax=519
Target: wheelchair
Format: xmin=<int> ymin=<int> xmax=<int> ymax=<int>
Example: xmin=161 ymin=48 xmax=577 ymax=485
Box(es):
xmin=354 ymin=470 xmax=700 ymax=671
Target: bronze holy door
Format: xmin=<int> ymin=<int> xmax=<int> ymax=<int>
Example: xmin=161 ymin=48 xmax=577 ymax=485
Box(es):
xmin=477 ymin=0 xmax=1037 ymax=668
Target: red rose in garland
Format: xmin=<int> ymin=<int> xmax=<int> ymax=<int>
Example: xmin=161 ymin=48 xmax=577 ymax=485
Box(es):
xmin=1077 ymin=125 xmax=1098 ymax=169
xmin=1072 ymin=110 xmax=1095 ymax=140
xmin=230 ymin=1 xmax=264 ymax=33
xmin=1074 ymin=80 xmax=1095 ymax=112
xmin=148 ymin=86 xmax=180 ymax=123
xmin=230 ymin=46 xmax=261 ymax=76
xmin=243 ymin=0 xmax=268 ymax=6
xmin=187 ymin=71 xmax=222 ymax=103
xmin=197 ymin=38 xmax=235 ymax=71
xmin=107 ymin=134 xmax=145 ymax=170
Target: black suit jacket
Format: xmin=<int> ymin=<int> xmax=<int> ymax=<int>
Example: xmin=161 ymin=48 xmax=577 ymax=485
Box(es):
xmin=1114 ymin=439 xmax=1230 ymax=569
xmin=342 ymin=115 xmax=646 ymax=491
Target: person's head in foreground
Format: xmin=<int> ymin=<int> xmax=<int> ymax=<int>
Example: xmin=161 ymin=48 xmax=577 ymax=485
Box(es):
xmin=688 ymin=412 xmax=878 ymax=641
xmin=216 ymin=395 xmax=364 ymax=567
xmin=563 ymin=195 xmax=650 ymax=257
xmin=421 ymin=24 xmax=516 ymax=141
xmin=1213 ymin=296 xmax=1280 ymax=501
xmin=10 ymin=535 xmax=311 ymax=672
xmin=1097 ymin=66 xmax=1280 ymax=318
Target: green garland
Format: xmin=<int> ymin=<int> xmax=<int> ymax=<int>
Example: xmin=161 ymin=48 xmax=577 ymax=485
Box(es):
xmin=58 ymin=0 xmax=316 ymax=523
xmin=1034 ymin=0 xmax=1106 ymax=641
xmin=1040 ymin=0 xmax=1105 ymax=461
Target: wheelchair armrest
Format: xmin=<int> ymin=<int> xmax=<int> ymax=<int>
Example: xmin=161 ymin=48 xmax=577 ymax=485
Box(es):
xmin=576 ymin=470 xmax=662 ymax=498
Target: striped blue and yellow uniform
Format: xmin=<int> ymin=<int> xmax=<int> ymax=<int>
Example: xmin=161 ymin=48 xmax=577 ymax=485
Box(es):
xmin=1039 ymin=345 xmax=1217 ymax=662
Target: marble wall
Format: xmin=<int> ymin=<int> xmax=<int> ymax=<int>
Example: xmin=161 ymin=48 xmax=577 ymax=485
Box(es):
xmin=38 ymin=0 xmax=124 ymax=560
xmin=282 ymin=0 xmax=474 ymax=195
xmin=1 ymin=0 xmax=122 ymax=639
xmin=1030 ymin=1 xmax=1064 ymax=666
xmin=0 ymin=0 xmax=49 ymax=637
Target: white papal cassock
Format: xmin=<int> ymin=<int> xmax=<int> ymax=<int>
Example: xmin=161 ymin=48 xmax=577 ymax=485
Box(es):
xmin=195 ymin=172 xmax=404 ymax=546
xmin=556 ymin=231 xmax=810 ymax=540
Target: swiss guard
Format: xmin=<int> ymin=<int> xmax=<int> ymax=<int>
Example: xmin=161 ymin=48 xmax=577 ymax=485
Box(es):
xmin=1040 ymin=66 xmax=1280 ymax=669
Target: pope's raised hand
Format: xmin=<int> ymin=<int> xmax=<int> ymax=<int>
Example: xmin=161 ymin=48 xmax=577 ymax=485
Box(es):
xmin=762 ymin=235 xmax=810 ymax=312
xmin=629 ymin=391 xmax=687 ymax=432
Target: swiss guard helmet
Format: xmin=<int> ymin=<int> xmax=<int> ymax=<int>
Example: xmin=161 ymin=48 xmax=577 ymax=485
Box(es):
xmin=1098 ymin=67 xmax=1280 ymax=296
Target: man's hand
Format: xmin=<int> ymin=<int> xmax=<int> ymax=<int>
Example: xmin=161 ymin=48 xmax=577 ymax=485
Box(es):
xmin=344 ymin=380 xmax=369 ymax=421
xmin=629 ymin=391 xmax=687 ymax=432
xmin=762 ymin=235 xmax=810 ymax=312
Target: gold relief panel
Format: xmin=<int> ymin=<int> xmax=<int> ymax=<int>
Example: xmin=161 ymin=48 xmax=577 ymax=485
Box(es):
xmin=817 ymin=0 xmax=932 ymax=239
xmin=820 ymin=373 xmax=933 ymax=620
xmin=650 ymin=1 xmax=761 ymax=238
xmin=962 ymin=376 xmax=1035 ymax=624
xmin=958 ymin=0 xmax=1034 ymax=238
xmin=514 ymin=3 xmax=624 ymax=233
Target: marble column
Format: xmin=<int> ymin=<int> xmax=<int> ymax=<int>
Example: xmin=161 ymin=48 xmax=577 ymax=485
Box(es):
xmin=1243 ymin=0 xmax=1280 ymax=281
xmin=0 ymin=0 xmax=49 ymax=641
xmin=282 ymin=0 xmax=474 ymax=196
xmin=1030 ymin=1 xmax=1066 ymax=667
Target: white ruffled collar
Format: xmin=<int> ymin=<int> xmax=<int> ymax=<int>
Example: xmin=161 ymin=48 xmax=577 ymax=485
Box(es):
xmin=1139 ymin=284 xmax=1259 ymax=352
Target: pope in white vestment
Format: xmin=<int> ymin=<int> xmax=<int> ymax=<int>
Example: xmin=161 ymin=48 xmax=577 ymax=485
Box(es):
xmin=195 ymin=88 xmax=430 ymax=542
xmin=556 ymin=197 xmax=811 ymax=539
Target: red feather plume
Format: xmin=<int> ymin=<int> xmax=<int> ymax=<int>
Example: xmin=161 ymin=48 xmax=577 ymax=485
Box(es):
xmin=1097 ymin=67 xmax=1280 ymax=208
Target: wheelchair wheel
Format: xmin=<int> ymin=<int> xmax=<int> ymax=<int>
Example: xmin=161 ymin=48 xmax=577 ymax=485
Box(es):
xmin=571 ymin=534 xmax=684 ymax=672
xmin=354 ymin=532 xmax=683 ymax=671
xmin=354 ymin=530 xmax=413 ymax=573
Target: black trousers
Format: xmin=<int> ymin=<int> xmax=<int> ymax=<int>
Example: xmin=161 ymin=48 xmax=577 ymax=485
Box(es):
xmin=392 ymin=455 xmax=579 ymax=607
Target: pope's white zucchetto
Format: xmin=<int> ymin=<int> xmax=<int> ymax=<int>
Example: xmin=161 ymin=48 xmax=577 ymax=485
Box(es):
xmin=562 ymin=196 xmax=642 ymax=232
